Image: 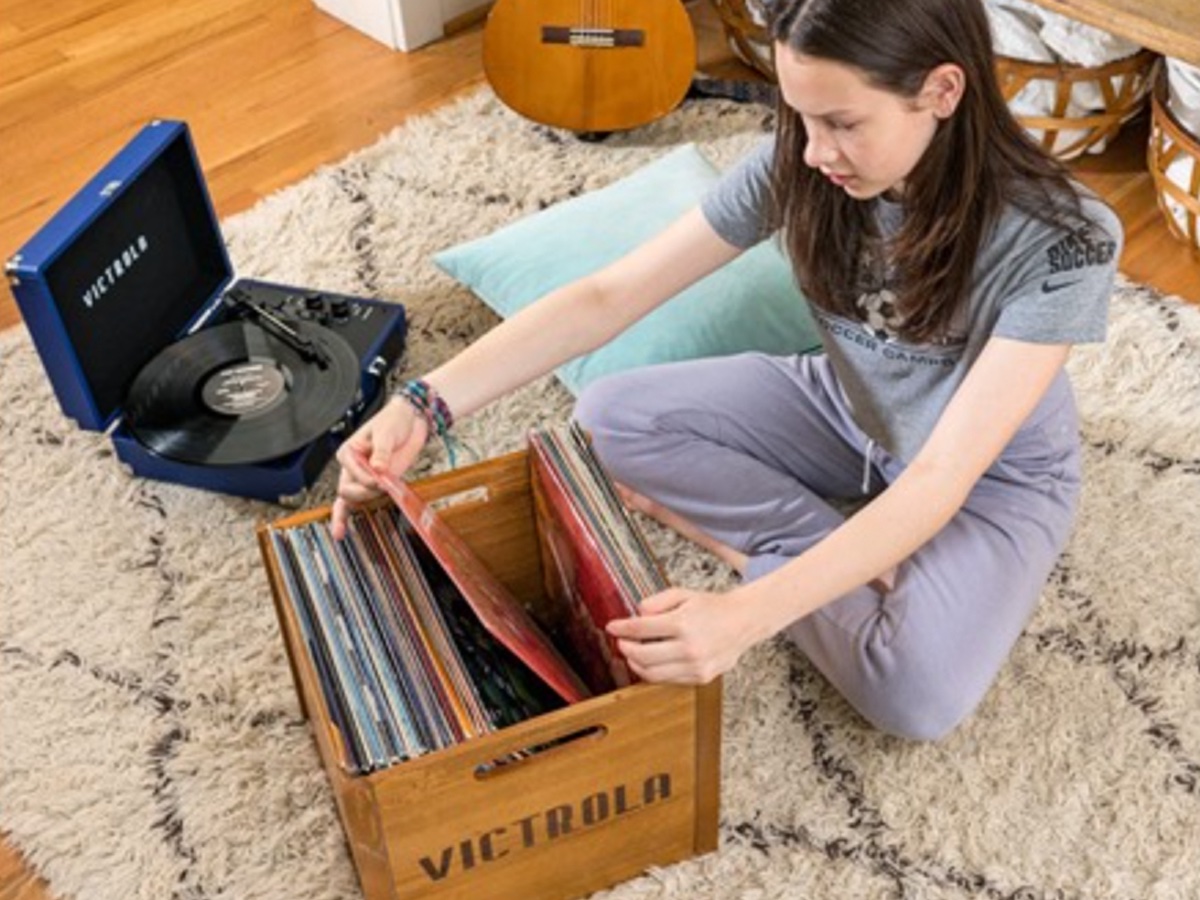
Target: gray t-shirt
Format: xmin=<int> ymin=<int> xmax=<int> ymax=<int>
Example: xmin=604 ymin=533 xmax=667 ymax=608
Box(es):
xmin=700 ymin=138 xmax=1121 ymax=461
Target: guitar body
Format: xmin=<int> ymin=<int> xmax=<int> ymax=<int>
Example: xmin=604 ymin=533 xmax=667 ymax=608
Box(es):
xmin=483 ymin=0 xmax=697 ymax=133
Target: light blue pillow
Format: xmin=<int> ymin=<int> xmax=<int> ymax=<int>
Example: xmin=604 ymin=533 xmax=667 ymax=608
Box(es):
xmin=433 ymin=144 xmax=821 ymax=395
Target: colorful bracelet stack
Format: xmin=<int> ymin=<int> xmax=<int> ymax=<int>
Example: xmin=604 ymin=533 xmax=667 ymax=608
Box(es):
xmin=394 ymin=378 xmax=453 ymax=436
xmin=393 ymin=378 xmax=469 ymax=466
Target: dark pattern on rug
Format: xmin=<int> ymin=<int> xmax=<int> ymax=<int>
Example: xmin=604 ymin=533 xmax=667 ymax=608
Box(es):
xmin=722 ymin=659 xmax=1073 ymax=900
xmin=720 ymin=492 xmax=1200 ymax=898
xmin=0 ymin=462 xmax=316 ymax=899
xmin=1030 ymin=558 xmax=1200 ymax=799
xmin=2 ymin=89 xmax=1198 ymax=900
xmin=334 ymin=165 xmax=382 ymax=295
xmin=138 ymin=482 xmax=211 ymax=900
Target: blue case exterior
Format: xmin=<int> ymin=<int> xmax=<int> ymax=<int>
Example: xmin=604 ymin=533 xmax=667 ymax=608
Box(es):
xmin=5 ymin=121 xmax=408 ymax=504
xmin=6 ymin=119 xmax=232 ymax=431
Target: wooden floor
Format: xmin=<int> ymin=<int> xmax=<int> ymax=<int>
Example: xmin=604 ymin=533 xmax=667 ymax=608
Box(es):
xmin=2 ymin=1 xmax=1199 ymax=897
xmin=2 ymin=0 xmax=1200 ymax=339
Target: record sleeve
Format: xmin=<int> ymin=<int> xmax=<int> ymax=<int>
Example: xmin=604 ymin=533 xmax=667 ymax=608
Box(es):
xmin=527 ymin=426 xmax=663 ymax=694
xmin=371 ymin=457 xmax=591 ymax=705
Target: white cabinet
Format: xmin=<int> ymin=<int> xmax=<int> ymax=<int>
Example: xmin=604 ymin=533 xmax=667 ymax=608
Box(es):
xmin=314 ymin=0 xmax=444 ymax=51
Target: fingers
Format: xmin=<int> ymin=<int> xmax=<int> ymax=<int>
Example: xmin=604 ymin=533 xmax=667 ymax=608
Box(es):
xmin=330 ymin=484 xmax=383 ymax=540
xmin=607 ymin=589 xmax=736 ymax=686
xmin=622 ymin=643 xmax=716 ymax=685
xmin=331 ymin=469 xmax=384 ymax=540
xmin=626 ymin=658 xmax=709 ymax=685
xmin=338 ymin=434 xmax=379 ymax=490
xmin=337 ymin=397 xmax=420 ymax=482
xmin=606 ymin=613 xmax=677 ymax=641
xmin=331 ymin=498 xmax=350 ymax=541
xmin=613 ymin=635 xmax=680 ymax=668
xmin=377 ymin=430 xmax=426 ymax=488
xmin=639 ymin=590 xmax=688 ymax=616
xmin=606 ymin=589 xmax=686 ymax=641
xmin=368 ymin=425 xmax=397 ymax=472
xmin=607 ymin=594 xmax=692 ymax=674
xmin=337 ymin=478 xmax=384 ymax=505
xmin=331 ymin=399 xmax=426 ymax=540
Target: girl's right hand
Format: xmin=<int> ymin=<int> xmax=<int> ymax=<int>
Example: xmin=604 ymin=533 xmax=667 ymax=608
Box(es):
xmin=331 ymin=396 xmax=430 ymax=539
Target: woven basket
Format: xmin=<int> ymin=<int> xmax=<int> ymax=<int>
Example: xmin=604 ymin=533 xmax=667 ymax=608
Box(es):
xmin=709 ymin=0 xmax=775 ymax=79
xmin=1149 ymin=62 xmax=1200 ymax=250
xmin=707 ymin=5 xmax=1158 ymax=163
xmin=995 ymin=49 xmax=1157 ymax=159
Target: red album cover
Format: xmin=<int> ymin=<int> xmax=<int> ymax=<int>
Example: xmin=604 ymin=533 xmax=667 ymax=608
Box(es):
xmin=367 ymin=458 xmax=591 ymax=705
xmin=528 ymin=437 xmax=637 ymax=694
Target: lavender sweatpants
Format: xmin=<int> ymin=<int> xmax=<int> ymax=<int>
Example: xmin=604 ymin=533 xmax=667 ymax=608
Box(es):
xmin=574 ymin=352 xmax=1082 ymax=740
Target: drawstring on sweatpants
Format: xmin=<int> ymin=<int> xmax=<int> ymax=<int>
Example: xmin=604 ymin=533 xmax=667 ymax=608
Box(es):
xmin=861 ymin=438 xmax=876 ymax=495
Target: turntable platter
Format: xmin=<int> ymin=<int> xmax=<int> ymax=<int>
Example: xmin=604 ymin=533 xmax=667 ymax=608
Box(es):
xmin=124 ymin=319 xmax=360 ymax=466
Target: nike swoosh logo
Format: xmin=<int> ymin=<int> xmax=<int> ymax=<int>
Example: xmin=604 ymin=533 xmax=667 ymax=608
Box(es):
xmin=1041 ymin=279 xmax=1082 ymax=294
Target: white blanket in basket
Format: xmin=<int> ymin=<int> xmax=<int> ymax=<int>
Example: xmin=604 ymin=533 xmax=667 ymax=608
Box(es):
xmin=985 ymin=0 xmax=1143 ymax=158
xmin=1164 ymin=59 xmax=1200 ymax=246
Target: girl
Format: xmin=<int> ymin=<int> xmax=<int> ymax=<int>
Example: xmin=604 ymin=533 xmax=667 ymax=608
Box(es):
xmin=333 ymin=0 xmax=1121 ymax=741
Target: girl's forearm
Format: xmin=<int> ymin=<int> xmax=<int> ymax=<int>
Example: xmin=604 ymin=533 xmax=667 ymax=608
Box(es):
xmin=740 ymin=340 xmax=1073 ymax=640
xmin=421 ymin=208 xmax=742 ymax=422
xmin=421 ymin=277 xmax=617 ymax=420
xmin=738 ymin=460 xmax=973 ymax=641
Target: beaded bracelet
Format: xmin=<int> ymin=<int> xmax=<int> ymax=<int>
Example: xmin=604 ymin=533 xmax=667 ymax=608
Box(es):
xmin=393 ymin=378 xmax=471 ymax=466
xmin=394 ymin=378 xmax=453 ymax=434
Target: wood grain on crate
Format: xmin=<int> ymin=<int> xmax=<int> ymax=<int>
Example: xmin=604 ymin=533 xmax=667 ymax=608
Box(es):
xmin=2 ymin=2 xmax=1197 ymax=893
xmin=257 ymin=450 xmax=722 ymax=900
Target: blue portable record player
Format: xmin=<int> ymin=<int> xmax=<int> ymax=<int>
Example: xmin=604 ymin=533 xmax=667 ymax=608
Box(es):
xmin=5 ymin=119 xmax=407 ymax=504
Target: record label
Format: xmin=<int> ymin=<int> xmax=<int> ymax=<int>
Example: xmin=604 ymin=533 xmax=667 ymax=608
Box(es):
xmin=200 ymin=361 xmax=288 ymax=416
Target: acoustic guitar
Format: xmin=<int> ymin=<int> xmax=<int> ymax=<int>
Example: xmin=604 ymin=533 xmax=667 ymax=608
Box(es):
xmin=482 ymin=0 xmax=697 ymax=133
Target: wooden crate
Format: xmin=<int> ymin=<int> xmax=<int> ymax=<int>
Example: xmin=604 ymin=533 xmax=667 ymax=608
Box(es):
xmin=257 ymin=449 xmax=722 ymax=900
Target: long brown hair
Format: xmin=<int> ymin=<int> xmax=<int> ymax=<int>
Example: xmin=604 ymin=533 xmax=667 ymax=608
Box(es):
xmin=768 ymin=0 xmax=1097 ymax=342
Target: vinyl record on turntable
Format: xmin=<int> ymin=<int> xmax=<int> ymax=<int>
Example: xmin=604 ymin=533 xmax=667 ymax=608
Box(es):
xmin=124 ymin=319 xmax=360 ymax=465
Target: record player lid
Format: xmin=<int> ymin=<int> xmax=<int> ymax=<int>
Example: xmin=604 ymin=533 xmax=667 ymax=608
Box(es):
xmin=6 ymin=119 xmax=233 ymax=431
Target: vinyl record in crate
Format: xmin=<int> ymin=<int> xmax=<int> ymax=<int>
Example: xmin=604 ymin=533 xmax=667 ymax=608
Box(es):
xmin=125 ymin=319 xmax=360 ymax=465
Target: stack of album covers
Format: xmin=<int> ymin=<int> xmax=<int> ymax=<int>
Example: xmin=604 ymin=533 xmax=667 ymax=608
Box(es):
xmin=528 ymin=422 xmax=667 ymax=693
xmin=267 ymin=423 xmax=668 ymax=775
xmin=267 ymin=504 xmax=570 ymax=774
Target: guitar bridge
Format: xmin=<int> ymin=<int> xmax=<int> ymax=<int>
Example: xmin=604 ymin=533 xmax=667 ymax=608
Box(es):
xmin=540 ymin=26 xmax=645 ymax=47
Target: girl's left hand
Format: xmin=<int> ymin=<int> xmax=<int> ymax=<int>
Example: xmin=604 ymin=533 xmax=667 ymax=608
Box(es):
xmin=606 ymin=588 xmax=761 ymax=685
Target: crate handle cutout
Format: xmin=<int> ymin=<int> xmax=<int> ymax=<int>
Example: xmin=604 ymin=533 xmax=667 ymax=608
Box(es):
xmin=474 ymin=724 xmax=608 ymax=780
xmin=428 ymin=485 xmax=491 ymax=512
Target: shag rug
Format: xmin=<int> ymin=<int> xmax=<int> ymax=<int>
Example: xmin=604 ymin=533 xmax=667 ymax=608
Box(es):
xmin=2 ymin=88 xmax=1200 ymax=900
